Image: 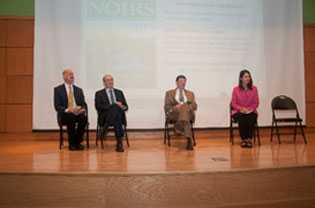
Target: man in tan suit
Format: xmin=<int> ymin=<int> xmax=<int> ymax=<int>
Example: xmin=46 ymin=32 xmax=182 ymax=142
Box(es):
xmin=164 ymin=75 xmax=197 ymax=150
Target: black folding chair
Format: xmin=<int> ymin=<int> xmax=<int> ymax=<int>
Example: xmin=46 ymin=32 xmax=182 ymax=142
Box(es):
xmin=164 ymin=114 xmax=196 ymax=147
xmin=270 ymin=95 xmax=307 ymax=144
xmin=58 ymin=110 xmax=90 ymax=149
xmin=229 ymin=104 xmax=261 ymax=146
xmin=96 ymin=112 xmax=130 ymax=149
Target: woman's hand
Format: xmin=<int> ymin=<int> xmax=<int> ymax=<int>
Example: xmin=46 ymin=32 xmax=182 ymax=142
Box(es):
xmin=240 ymin=107 xmax=252 ymax=114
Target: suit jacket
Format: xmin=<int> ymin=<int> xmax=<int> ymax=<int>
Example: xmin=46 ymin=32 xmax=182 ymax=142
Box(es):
xmin=54 ymin=84 xmax=87 ymax=118
xmin=95 ymin=88 xmax=128 ymax=125
xmin=164 ymin=89 xmax=197 ymax=116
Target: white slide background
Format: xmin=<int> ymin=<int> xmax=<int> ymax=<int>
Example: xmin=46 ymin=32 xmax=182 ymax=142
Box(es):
xmin=33 ymin=0 xmax=305 ymax=129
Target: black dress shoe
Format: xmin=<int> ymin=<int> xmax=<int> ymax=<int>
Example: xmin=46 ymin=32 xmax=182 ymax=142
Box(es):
xmin=116 ymin=145 xmax=124 ymax=152
xmin=186 ymin=137 xmax=194 ymax=151
xmin=240 ymin=140 xmax=247 ymax=148
xmin=116 ymin=139 xmax=124 ymax=152
xmin=246 ymin=140 xmax=253 ymax=148
xmin=69 ymin=145 xmax=78 ymax=151
xmin=76 ymin=144 xmax=85 ymax=150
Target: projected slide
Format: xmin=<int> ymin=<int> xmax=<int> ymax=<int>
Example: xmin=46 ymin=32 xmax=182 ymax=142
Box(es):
xmin=33 ymin=0 xmax=305 ymax=129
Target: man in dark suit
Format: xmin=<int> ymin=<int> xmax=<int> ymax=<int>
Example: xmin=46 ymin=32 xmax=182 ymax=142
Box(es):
xmin=95 ymin=74 xmax=128 ymax=152
xmin=54 ymin=69 xmax=88 ymax=151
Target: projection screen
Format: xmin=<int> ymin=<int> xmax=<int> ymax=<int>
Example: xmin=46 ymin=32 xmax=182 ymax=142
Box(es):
xmin=33 ymin=0 xmax=305 ymax=129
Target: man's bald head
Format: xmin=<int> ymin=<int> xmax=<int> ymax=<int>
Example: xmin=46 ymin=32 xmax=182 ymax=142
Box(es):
xmin=63 ymin=68 xmax=74 ymax=84
xmin=103 ymin=74 xmax=114 ymax=89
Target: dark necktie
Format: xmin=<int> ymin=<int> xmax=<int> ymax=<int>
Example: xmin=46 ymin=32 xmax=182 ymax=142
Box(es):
xmin=109 ymin=89 xmax=115 ymax=104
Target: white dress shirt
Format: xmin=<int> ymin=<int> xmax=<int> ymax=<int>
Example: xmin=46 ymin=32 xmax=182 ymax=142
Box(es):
xmin=175 ymin=88 xmax=187 ymax=104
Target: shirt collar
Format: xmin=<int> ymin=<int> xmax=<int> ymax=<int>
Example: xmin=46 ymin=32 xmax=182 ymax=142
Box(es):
xmin=176 ymin=88 xmax=185 ymax=92
xmin=105 ymin=87 xmax=114 ymax=91
xmin=64 ymin=83 xmax=74 ymax=89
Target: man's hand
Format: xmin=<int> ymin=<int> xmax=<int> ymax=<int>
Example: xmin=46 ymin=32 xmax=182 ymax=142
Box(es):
xmin=116 ymin=101 xmax=125 ymax=109
xmin=66 ymin=107 xmax=75 ymax=113
xmin=76 ymin=108 xmax=86 ymax=115
xmin=67 ymin=106 xmax=85 ymax=115
xmin=175 ymin=104 xmax=183 ymax=109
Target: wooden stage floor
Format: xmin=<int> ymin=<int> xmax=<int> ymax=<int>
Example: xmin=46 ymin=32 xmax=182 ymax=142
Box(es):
xmin=0 ymin=129 xmax=314 ymax=174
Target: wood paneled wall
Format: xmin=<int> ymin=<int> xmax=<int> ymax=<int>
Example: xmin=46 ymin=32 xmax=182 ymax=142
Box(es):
xmin=0 ymin=17 xmax=33 ymax=132
xmin=0 ymin=17 xmax=314 ymax=132
xmin=305 ymin=25 xmax=315 ymax=127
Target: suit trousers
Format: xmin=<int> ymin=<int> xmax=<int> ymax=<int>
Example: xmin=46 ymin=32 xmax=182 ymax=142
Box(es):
xmin=61 ymin=113 xmax=87 ymax=146
xmin=101 ymin=105 xmax=125 ymax=139
xmin=168 ymin=105 xmax=194 ymax=138
xmin=233 ymin=112 xmax=257 ymax=140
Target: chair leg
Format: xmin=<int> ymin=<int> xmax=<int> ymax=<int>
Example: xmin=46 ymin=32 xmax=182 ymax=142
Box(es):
xmin=191 ymin=123 xmax=196 ymax=146
xmin=230 ymin=126 xmax=234 ymax=145
xmin=59 ymin=127 xmax=63 ymax=149
xmin=299 ymin=121 xmax=307 ymax=144
xmin=164 ymin=121 xmax=167 ymax=145
xmin=101 ymin=128 xmax=105 ymax=149
xmin=253 ymin=126 xmax=257 ymax=145
xmin=230 ymin=125 xmax=234 ymax=145
xmin=101 ymin=136 xmax=104 ymax=149
xmin=270 ymin=120 xmax=274 ymax=142
xmin=166 ymin=123 xmax=171 ymax=146
xmin=274 ymin=121 xmax=281 ymax=144
xmin=124 ymin=126 xmax=130 ymax=147
xmin=96 ymin=124 xmax=99 ymax=146
xmin=293 ymin=121 xmax=298 ymax=143
xmin=256 ymin=125 xmax=261 ymax=146
xmin=86 ymin=124 xmax=89 ymax=149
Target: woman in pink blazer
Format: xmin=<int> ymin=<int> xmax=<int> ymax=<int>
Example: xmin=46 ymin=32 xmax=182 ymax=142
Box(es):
xmin=231 ymin=70 xmax=259 ymax=148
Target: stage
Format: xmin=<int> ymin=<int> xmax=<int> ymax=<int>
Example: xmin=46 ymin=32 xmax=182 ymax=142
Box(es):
xmin=0 ymin=129 xmax=315 ymax=207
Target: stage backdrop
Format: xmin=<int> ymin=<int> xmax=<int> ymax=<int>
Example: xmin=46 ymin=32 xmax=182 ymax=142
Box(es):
xmin=33 ymin=0 xmax=305 ymax=129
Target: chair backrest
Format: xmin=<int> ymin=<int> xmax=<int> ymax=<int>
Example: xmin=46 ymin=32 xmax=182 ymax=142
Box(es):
xmin=271 ymin=95 xmax=300 ymax=119
xmin=271 ymin=95 xmax=297 ymax=110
